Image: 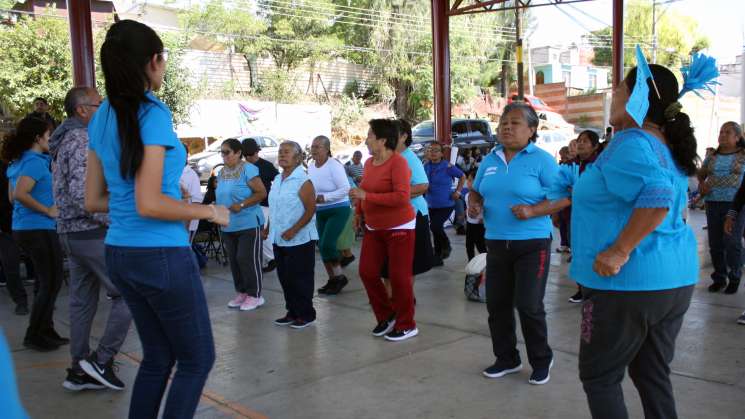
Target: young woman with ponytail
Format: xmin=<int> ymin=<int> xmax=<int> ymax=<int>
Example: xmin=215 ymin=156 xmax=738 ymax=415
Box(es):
xmin=550 ymin=63 xmax=699 ymax=418
xmin=84 ymin=20 xmax=229 ymax=419
xmin=3 ymin=116 xmax=66 ymax=352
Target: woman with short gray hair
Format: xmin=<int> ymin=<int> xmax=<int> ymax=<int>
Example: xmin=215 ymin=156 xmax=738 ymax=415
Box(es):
xmin=468 ymin=103 xmax=568 ymax=385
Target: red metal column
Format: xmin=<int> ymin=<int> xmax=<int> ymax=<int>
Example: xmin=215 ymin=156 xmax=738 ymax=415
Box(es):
xmin=611 ymin=0 xmax=624 ymax=87
xmin=67 ymin=0 xmax=95 ymax=87
xmin=431 ymin=0 xmax=451 ymax=148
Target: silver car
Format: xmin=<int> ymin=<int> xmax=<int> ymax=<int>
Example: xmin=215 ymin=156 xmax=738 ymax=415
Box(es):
xmin=189 ymin=135 xmax=279 ymax=182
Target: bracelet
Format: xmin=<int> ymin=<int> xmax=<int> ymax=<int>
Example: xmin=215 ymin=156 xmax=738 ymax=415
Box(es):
xmin=207 ymin=204 xmax=217 ymax=222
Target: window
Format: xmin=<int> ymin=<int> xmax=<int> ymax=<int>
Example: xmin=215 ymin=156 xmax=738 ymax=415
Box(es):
xmin=562 ymin=71 xmax=571 ymax=87
xmin=468 ymin=121 xmax=489 ymax=137
xmin=589 ymin=74 xmax=597 ymax=89
xmin=452 ymin=121 xmax=468 ymax=136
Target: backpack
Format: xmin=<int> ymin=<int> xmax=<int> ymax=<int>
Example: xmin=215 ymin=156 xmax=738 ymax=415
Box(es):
xmin=464 ymin=253 xmax=487 ymax=303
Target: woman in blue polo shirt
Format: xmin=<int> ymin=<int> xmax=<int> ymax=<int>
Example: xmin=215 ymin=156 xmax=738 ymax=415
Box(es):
xmin=424 ymin=142 xmax=465 ymax=264
xmin=550 ymin=64 xmax=699 ymax=418
xmin=468 ymin=103 xmax=567 ymax=386
xmin=85 ymin=20 xmax=229 ymax=419
xmin=217 ymin=138 xmax=267 ymax=312
xmin=3 ymin=116 xmax=65 ymax=352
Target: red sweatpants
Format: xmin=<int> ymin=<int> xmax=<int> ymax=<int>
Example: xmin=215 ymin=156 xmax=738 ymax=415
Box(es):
xmin=359 ymin=228 xmax=416 ymax=330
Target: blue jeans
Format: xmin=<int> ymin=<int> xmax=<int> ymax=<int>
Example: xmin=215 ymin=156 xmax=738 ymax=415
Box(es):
xmin=106 ymin=246 xmax=215 ymax=419
xmin=705 ymin=201 xmax=745 ymax=284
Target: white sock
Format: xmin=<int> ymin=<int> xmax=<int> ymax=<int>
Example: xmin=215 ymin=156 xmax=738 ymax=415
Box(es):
xmin=332 ymin=265 xmax=343 ymax=276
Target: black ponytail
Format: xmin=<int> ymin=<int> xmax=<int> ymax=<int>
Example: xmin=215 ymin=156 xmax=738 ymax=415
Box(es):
xmin=100 ymin=20 xmax=164 ymax=179
xmin=625 ymin=65 xmax=698 ymax=176
xmin=1 ymin=117 xmax=51 ymax=163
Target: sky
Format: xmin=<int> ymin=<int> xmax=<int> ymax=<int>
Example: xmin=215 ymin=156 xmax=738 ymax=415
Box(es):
xmin=528 ymin=0 xmax=745 ymax=64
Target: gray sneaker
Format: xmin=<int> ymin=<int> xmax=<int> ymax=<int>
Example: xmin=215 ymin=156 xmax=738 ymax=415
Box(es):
xmin=737 ymin=311 xmax=745 ymax=325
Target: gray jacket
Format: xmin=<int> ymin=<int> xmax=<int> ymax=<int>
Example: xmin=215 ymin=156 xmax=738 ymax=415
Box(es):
xmin=49 ymin=117 xmax=109 ymax=234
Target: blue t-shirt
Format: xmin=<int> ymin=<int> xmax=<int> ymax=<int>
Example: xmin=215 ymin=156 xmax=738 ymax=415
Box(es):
xmin=216 ymin=162 xmax=265 ymax=232
xmin=402 ymin=148 xmax=429 ymax=216
xmin=424 ymin=160 xmax=463 ymax=209
xmin=560 ymin=129 xmax=698 ymax=291
xmin=88 ymin=92 xmax=189 ymax=247
xmin=0 ymin=331 xmax=28 ymax=419
xmin=473 ymin=142 xmax=559 ymax=240
xmin=7 ymin=151 xmax=55 ymax=231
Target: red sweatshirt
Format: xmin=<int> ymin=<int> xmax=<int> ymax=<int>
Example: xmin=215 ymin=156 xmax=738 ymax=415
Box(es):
xmin=356 ymin=153 xmax=414 ymax=230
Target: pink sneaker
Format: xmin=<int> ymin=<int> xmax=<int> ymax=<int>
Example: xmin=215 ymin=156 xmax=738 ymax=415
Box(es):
xmin=239 ymin=296 xmax=265 ymax=311
xmin=228 ymin=293 xmax=248 ymax=308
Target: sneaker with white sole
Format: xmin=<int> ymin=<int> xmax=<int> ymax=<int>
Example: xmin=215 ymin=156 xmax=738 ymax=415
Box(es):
xmin=528 ymin=359 xmax=554 ymax=385
xmin=482 ymin=359 xmax=523 ymax=378
xmin=371 ymin=316 xmax=396 ymax=337
xmin=240 ymin=296 xmax=265 ymax=311
xmin=384 ymin=328 xmax=419 ymax=342
xmin=290 ymin=319 xmax=315 ymax=329
xmin=228 ymin=293 xmax=248 ymax=308
xmin=62 ymin=368 xmax=105 ymax=391
xmin=737 ymin=311 xmax=745 ymax=325
xmin=79 ymin=353 xmax=125 ymax=391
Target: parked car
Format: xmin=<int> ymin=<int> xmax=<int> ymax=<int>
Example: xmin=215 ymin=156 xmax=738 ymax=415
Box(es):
xmin=409 ymin=119 xmax=497 ymax=160
xmin=534 ymin=130 xmax=572 ymax=160
xmin=189 ymin=135 xmax=279 ymax=182
xmin=538 ymin=110 xmax=575 ymax=136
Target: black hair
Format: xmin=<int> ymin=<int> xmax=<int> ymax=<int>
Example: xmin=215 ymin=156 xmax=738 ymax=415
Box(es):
xmin=369 ymin=119 xmax=399 ymax=150
xmin=33 ymin=97 xmax=48 ymax=105
xmin=578 ymin=129 xmax=600 ymax=147
xmin=100 ymin=20 xmax=164 ymax=179
xmin=466 ymin=168 xmax=478 ymax=179
xmin=182 ymin=142 xmax=189 ymax=165
xmin=397 ymin=119 xmax=413 ymax=146
xmin=721 ymin=121 xmax=745 ymax=148
xmin=624 ymin=65 xmax=698 ymax=176
xmin=64 ymin=87 xmax=92 ymax=118
xmin=1 ymin=117 xmax=51 ymax=163
xmin=500 ymin=103 xmax=539 ymax=142
xmin=221 ymin=138 xmax=243 ymax=155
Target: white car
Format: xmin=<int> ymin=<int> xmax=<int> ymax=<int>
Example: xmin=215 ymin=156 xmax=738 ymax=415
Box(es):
xmin=534 ymin=130 xmax=572 ymax=160
xmin=189 ymin=135 xmax=279 ymax=182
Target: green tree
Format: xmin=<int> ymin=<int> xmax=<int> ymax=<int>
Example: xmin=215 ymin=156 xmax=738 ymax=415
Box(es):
xmin=0 ymin=16 xmax=72 ymax=120
xmin=587 ymin=0 xmax=710 ymax=69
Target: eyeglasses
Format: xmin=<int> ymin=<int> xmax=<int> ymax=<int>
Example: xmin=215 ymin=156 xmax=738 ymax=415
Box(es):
xmin=220 ymin=150 xmax=232 ymax=156
xmin=159 ymin=49 xmax=169 ymax=62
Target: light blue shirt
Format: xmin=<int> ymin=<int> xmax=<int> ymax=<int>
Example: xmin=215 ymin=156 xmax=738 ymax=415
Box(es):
xmin=554 ymin=129 xmax=698 ymax=291
xmin=402 ymin=148 xmax=429 ymax=216
xmin=473 ymin=142 xmax=559 ymax=240
xmin=216 ymin=162 xmax=265 ymax=232
xmin=7 ymin=151 xmax=55 ymax=231
xmin=88 ymin=92 xmax=189 ymax=247
xmin=0 ymin=331 xmax=29 ymax=419
xmin=268 ymin=166 xmax=319 ymax=247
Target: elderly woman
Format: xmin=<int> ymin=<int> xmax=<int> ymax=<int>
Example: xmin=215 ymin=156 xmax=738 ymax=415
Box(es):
xmin=264 ymin=141 xmax=319 ymax=329
xmin=699 ymin=121 xmax=745 ymax=294
xmin=351 ymin=119 xmax=417 ymax=342
xmin=468 ymin=103 xmax=566 ymax=385
xmin=424 ymin=143 xmax=465 ymax=264
xmin=553 ymin=64 xmax=699 ymax=418
xmin=309 ymin=135 xmax=352 ymax=295
xmin=217 ymin=138 xmax=268 ymax=312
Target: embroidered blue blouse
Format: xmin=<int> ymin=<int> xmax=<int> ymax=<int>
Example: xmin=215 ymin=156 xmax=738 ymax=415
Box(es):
xmin=549 ymin=128 xmax=698 ymax=291
xmin=268 ymin=166 xmax=318 ymax=247
xmin=216 ymin=162 xmax=265 ymax=232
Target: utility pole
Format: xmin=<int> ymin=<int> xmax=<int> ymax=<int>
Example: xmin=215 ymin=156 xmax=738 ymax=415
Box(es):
xmin=515 ymin=5 xmax=524 ymax=100
xmin=652 ymin=0 xmax=657 ymax=63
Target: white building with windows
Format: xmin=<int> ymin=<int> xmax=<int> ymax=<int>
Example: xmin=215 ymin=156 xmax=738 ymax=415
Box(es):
xmin=530 ymin=45 xmax=610 ymax=93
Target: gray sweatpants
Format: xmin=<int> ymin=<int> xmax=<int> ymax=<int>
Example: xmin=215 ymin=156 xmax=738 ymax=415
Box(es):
xmin=59 ymin=231 xmax=132 ymax=368
xmin=223 ymin=227 xmax=263 ymax=297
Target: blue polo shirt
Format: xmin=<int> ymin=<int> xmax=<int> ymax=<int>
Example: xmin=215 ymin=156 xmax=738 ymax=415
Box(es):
xmin=556 ymin=129 xmax=698 ymax=291
xmin=88 ymin=92 xmax=189 ymax=247
xmin=424 ymin=160 xmax=463 ymax=209
xmin=402 ymin=148 xmax=429 ymax=216
xmin=473 ymin=142 xmax=559 ymax=240
xmin=216 ymin=162 xmax=265 ymax=232
xmin=7 ymin=151 xmax=55 ymax=231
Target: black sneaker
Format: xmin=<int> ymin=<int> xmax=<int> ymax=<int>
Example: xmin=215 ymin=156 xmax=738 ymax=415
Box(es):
xmin=317 ymin=277 xmax=338 ymax=295
xmin=274 ymin=314 xmax=295 ymax=326
xmin=708 ymin=282 xmax=727 ymax=293
xmin=14 ymin=303 xmax=29 ymax=315
xmin=568 ymin=290 xmax=583 ymax=304
xmin=62 ymin=368 xmax=105 ymax=391
xmin=737 ymin=312 xmax=745 ymax=325
xmin=340 ymin=255 xmax=356 ymax=268
xmin=324 ymin=275 xmax=349 ymax=295
xmin=384 ymin=328 xmax=419 ymax=342
xmin=262 ymin=259 xmax=277 ymax=273
xmin=528 ymin=359 xmax=554 ymax=385
xmin=724 ymin=281 xmax=740 ymax=294
xmin=23 ymin=335 xmax=60 ymax=352
xmin=482 ymin=359 xmax=522 ymax=378
xmin=371 ymin=316 xmax=396 ymax=337
xmin=290 ymin=318 xmax=315 ymax=329
xmin=79 ymin=353 xmax=125 ymax=391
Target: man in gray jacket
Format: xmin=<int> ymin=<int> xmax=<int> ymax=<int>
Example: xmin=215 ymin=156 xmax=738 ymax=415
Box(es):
xmin=50 ymin=87 xmax=132 ymax=392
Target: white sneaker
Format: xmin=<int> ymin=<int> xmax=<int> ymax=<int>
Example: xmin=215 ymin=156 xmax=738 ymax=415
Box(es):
xmin=240 ymin=296 xmax=265 ymax=311
xmin=228 ymin=293 xmax=247 ymax=308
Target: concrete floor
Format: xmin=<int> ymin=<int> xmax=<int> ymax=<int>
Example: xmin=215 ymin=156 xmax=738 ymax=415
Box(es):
xmin=1 ymin=210 xmax=744 ymax=419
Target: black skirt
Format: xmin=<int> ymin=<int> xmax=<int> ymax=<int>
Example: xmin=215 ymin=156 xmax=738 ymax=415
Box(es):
xmin=381 ymin=211 xmax=434 ymax=278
